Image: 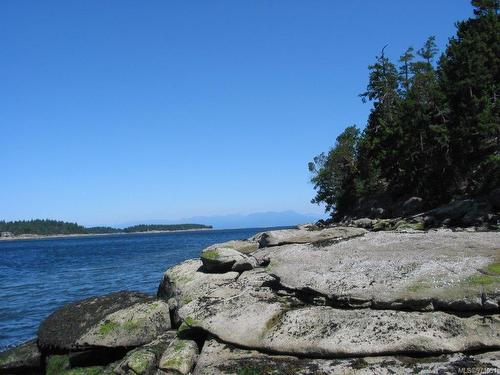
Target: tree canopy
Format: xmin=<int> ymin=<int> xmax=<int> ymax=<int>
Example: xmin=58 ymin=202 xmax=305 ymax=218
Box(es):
xmin=309 ymin=1 xmax=499 ymax=219
xmin=0 ymin=220 xmax=212 ymax=236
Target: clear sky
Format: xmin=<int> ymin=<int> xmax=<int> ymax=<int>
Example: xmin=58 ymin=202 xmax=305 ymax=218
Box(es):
xmin=1 ymin=1 xmax=473 ymax=226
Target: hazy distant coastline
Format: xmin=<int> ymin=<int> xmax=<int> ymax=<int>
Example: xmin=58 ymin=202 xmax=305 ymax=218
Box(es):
xmin=0 ymin=227 xmax=214 ymax=242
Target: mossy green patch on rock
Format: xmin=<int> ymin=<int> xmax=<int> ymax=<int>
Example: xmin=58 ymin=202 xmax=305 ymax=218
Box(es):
xmin=123 ymin=320 xmax=140 ymax=332
xmin=395 ymin=220 xmax=425 ymax=231
xmin=98 ymin=318 xmax=141 ymax=336
xmin=183 ymin=316 xmax=199 ymax=327
xmin=98 ymin=320 xmax=120 ymax=335
xmin=202 ymin=249 xmax=220 ymax=260
xmin=466 ymin=274 xmax=499 ymax=286
xmin=161 ymin=357 xmax=183 ymax=368
xmin=177 ymin=322 xmax=189 ymax=334
xmin=46 ymin=355 xmax=70 ymax=374
xmin=407 ymin=281 xmax=432 ymax=293
xmin=47 ymin=356 xmax=104 ymax=375
xmin=265 ymin=260 xmax=277 ymax=273
xmin=238 ymin=366 xmax=263 ymax=375
xmin=64 ymin=366 xmax=104 ymax=375
xmin=126 ymin=350 xmax=156 ymax=374
xmin=487 ymin=262 xmax=500 ymax=275
xmin=174 ymin=340 xmax=187 ymax=352
xmin=170 ymin=272 xmax=196 ymax=285
xmin=373 ymin=219 xmax=394 ymax=231
xmin=159 ymin=338 xmax=198 ymax=374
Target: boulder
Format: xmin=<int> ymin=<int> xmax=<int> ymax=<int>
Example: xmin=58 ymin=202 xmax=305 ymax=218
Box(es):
xmin=203 ymin=240 xmax=259 ymax=255
xmin=352 ymin=218 xmax=374 ymax=229
xmin=0 ymin=340 xmax=41 ymax=374
xmin=231 ymin=256 xmax=258 ymax=272
xmin=394 ymin=218 xmax=425 ymax=231
xmin=200 ymin=247 xmax=256 ymax=273
xmin=157 ymin=259 xmax=239 ymax=308
xmin=429 ymin=199 xmax=477 ymax=222
xmin=38 ymin=291 xmax=170 ymax=351
xmin=372 ymin=219 xmax=395 ymax=231
xmin=193 ymin=338 xmax=500 ymax=375
xmin=402 ymin=196 xmax=423 ymax=216
xmin=76 ymin=301 xmax=171 ymax=349
xmin=251 ymin=226 xmax=366 ymax=247
xmin=113 ymin=333 xmax=176 ymax=375
xmin=158 ymin=338 xmax=198 ymax=375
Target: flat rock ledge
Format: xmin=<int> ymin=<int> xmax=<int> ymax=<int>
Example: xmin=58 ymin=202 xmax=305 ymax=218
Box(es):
xmin=1 ymin=225 xmax=499 ymax=374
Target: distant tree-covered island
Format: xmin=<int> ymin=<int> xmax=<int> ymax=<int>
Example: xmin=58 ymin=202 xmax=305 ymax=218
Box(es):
xmin=0 ymin=219 xmax=212 ymax=238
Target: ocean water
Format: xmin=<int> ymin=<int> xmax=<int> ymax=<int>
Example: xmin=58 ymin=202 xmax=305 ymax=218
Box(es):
xmin=0 ymin=227 xmax=278 ymax=351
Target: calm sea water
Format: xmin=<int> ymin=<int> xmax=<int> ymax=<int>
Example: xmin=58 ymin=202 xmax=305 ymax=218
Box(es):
xmin=0 ymin=227 xmax=278 ymax=351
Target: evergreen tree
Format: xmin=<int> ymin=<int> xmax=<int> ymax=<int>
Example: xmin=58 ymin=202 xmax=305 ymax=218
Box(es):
xmin=399 ymin=47 xmax=415 ymax=92
xmin=309 ymin=126 xmax=360 ymax=216
xmin=358 ymin=46 xmax=401 ymax=196
xmin=439 ymin=0 xmax=499 ymax=193
xmin=309 ymin=1 xmax=499 ymax=218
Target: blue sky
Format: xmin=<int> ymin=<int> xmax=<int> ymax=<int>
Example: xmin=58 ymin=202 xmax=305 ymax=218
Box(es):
xmin=0 ymin=1 xmax=473 ymax=226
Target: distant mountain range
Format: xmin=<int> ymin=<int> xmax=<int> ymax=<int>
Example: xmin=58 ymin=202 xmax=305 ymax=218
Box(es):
xmin=117 ymin=210 xmax=324 ymax=230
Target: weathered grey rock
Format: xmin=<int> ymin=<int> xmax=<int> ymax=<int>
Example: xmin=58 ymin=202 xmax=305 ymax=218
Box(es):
xmin=203 ymin=240 xmax=259 ymax=255
xmin=352 ymin=218 xmax=375 ymax=229
xmin=393 ymin=218 xmax=425 ymax=231
xmin=179 ymin=280 xmax=500 ymax=357
xmin=254 ymin=230 xmax=500 ymax=312
xmin=193 ymin=338 xmax=338 ymax=375
xmin=39 ymin=291 xmax=170 ymax=351
xmin=0 ymin=340 xmax=41 ymax=374
xmin=201 ymin=247 xmax=255 ymax=273
xmin=231 ymin=256 xmax=258 ymax=272
xmin=372 ymin=218 xmax=396 ymax=231
xmin=157 ymin=259 xmax=239 ymax=308
xmin=77 ymin=301 xmax=170 ymax=349
xmin=402 ymin=196 xmax=423 ymax=216
xmin=113 ymin=333 xmax=176 ymax=375
xmin=251 ymin=226 xmax=366 ymax=247
xmin=193 ymin=338 xmax=500 ymax=375
xmin=159 ymin=227 xmax=500 ymax=364
xmin=158 ymin=338 xmax=198 ymax=375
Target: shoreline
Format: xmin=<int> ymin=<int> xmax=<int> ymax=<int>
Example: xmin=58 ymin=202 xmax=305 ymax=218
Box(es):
xmin=0 ymin=228 xmax=213 ymax=242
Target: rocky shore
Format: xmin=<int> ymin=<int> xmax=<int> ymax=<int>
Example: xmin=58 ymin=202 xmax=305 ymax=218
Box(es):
xmin=1 ymin=224 xmax=499 ymax=374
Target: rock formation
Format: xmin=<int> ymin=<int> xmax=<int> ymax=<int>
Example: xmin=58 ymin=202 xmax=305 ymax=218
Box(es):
xmin=1 ymin=226 xmax=499 ymax=374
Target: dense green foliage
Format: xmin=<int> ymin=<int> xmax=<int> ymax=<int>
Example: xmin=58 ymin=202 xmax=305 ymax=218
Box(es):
xmin=0 ymin=220 xmax=211 ymax=236
xmin=0 ymin=220 xmax=87 ymax=236
xmin=310 ymin=1 xmax=499 ymax=218
xmin=85 ymin=226 xmax=122 ymax=234
xmin=122 ymin=224 xmax=212 ymax=232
